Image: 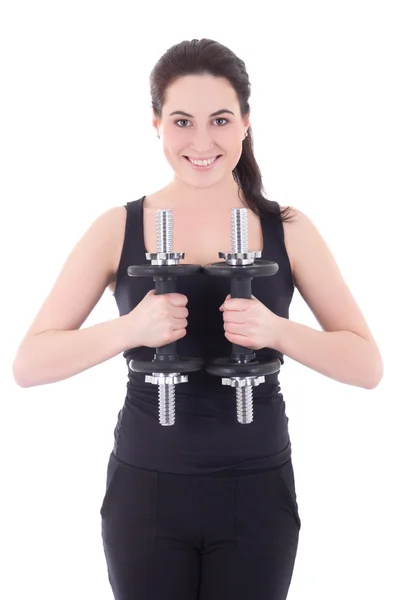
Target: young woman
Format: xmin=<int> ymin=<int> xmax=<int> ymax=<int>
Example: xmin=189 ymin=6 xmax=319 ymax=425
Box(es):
xmin=13 ymin=38 xmax=383 ymax=600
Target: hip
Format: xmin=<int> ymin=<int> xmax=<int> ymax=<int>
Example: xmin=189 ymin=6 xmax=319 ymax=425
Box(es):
xmin=100 ymin=450 xmax=301 ymax=561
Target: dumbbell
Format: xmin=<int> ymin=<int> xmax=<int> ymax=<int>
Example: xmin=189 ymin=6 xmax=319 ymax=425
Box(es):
xmin=203 ymin=208 xmax=281 ymax=424
xmin=127 ymin=209 xmax=203 ymax=426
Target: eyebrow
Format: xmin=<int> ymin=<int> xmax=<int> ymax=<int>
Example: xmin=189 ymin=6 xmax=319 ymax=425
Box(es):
xmin=169 ymin=109 xmax=235 ymax=118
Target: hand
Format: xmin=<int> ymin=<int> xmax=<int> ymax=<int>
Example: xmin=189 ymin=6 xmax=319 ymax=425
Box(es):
xmin=127 ymin=289 xmax=189 ymax=348
xmin=219 ymin=294 xmax=281 ymax=350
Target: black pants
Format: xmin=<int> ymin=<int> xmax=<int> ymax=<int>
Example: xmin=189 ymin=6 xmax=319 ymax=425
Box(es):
xmin=100 ymin=452 xmax=301 ymax=600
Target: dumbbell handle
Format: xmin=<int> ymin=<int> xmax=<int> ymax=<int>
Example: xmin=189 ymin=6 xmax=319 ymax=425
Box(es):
xmin=230 ymin=277 xmax=256 ymax=362
xmin=231 ymin=277 xmax=252 ymax=300
xmin=154 ymin=275 xmax=179 ymax=360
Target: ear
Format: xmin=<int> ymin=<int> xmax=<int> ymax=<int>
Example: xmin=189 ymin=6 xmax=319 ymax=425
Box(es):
xmin=243 ymin=112 xmax=250 ymax=131
xmin=152 ymin=110 xmax=159 ymax=134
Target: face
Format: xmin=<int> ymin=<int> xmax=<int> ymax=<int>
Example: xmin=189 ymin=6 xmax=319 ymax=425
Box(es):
xmin=153 ymin=74 xmax=250 ymax=189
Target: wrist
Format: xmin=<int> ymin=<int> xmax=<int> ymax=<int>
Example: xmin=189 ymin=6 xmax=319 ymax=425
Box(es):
xmin=117 ymin=313 xmax=140 ymax=352
xmin=272 ymin=315 xmax=290 ymax=353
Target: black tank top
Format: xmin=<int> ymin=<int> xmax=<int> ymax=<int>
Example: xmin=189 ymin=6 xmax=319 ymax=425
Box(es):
xmin=112 ymin=196 xmax=295 ymax=474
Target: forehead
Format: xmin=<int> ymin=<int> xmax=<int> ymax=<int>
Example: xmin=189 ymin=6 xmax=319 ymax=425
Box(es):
xmin=163 ymin=75 xmax=239 ymax=113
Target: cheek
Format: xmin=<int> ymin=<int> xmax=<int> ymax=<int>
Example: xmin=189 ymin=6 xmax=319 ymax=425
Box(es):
xmin=164 ymin=141 xmax=189 ymax=164
xmin=223 ymin=129 xmax=245 ymax=160
xmin=163 ymin=123 xmax=189 ymax=146
xmin=164 ymin=143 xmax=182 ymax=161
xmin=213 ymin=127 xmax=240 ymax=149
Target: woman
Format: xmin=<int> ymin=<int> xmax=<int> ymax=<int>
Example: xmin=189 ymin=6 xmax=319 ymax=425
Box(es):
xmin=13 ymin=39 xmax=383 ymax=600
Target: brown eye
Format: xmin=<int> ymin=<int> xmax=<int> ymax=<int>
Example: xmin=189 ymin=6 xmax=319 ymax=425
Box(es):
xmin=175 ymin=119 xmax=190 ymax=127
xmin=215 ymin=118 xmax=229 ymax=126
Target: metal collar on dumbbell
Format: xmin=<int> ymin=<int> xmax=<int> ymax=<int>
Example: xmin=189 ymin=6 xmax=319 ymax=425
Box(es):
xmin=146 ymin=251 xmax=184 ymax=266
xmin=221 ymin=375 xmax=266 ymax=388
xmin=218 ymin=250 xmax=261 ymax=266
xmin=145 ymin=373 xmax=189 ymax=385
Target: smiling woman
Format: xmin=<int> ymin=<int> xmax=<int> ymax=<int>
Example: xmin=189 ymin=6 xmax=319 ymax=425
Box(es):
xmin=12 ymin=37 xmax=383 ymax=600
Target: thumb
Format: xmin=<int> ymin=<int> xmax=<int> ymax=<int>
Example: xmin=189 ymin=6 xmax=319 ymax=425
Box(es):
xmin=219 ymin=294 xmax=231 ymax=311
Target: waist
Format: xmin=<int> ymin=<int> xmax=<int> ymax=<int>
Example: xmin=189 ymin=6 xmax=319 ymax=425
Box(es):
xmin=112 ymin=385 xmax=291 ymax=475
xmin=126 ymin=369 xmax=282 ymax=402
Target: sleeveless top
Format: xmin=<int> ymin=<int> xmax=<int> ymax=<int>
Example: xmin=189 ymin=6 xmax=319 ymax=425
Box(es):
xmin=111 ymin=196 xmax=295 ymax=474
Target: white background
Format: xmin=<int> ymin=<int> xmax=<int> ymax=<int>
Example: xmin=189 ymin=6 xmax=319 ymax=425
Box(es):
xmin=1 ymin=1 xmax=398 ymax=598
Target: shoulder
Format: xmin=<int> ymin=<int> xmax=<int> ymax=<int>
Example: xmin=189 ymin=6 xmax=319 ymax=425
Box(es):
xmin=278 ymin=204 xmax=301 ymax=222
xmin=279 ymin=205 xmax=339 ymax=290
xmin=88 ymin=205 xmax=128 ymax=243
xmin=83 ymin=205 xmax=129 ymax=278
xmin=275 ymin=205 xmax=306 ymax=274
xmin=280 ymin=206 xmax=327 ymax=251
xmin=279 ymin=206 xmax=336 ymax=279
xmin=100 ymin=204 xmax=128 ymax=223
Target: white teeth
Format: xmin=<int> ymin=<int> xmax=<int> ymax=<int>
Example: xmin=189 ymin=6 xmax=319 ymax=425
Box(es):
xmin=188 ymin=157 xmax=218 ymax=166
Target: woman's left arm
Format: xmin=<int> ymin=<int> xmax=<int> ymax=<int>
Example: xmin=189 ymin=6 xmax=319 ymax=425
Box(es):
xmin=276 ymin=209 xmax=384 ymax=389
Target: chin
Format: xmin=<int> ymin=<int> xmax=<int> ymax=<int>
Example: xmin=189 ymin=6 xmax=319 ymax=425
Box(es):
xmin=175 ymin=162 xmax=234 ymax=189
xmin=180 ymin=174 xmax=226 ymax=190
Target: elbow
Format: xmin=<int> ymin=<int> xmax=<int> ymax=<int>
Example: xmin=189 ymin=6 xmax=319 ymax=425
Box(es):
xmin=362 ymin=353 xmax=384 ymax=390
xmin=12 ymin=350 xmax=38 ymax=388
xmin=363 ymin=379 xmax=381 ymax=390
xmin=12 ymin=359 xmax=33 ymax=388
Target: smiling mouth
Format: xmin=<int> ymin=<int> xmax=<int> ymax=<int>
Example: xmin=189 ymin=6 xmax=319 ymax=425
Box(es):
xmin=184 ymin=155 xmax=222 ymax=167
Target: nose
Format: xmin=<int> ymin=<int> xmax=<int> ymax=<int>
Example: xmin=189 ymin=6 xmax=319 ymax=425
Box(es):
xmin=190 ymin=128 xmax=215 ymax=154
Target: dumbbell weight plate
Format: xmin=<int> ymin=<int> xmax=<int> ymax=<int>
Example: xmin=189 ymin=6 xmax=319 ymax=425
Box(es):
xmin=128 ymin=264 xmax=202 ymax=277
xmin=129 ymin=357 xmax=204 ymax=374
xmin=202 ymin=260 xmax=279 ymax=278
xmin=205 ymin=357 xmax=281 ymax=377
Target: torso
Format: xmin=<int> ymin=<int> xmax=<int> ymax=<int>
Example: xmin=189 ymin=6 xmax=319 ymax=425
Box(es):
xmin=108 ymin=191 xmax=295 ymax=293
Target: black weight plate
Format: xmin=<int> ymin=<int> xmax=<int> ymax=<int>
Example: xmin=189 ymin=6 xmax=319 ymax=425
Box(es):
xmin=205 ymin=357 xmax=281 ymax=377
xmin=202 ymin=260 xmax=279 ymax=278
xmin=128 ymin=264 xmax=202 ymax=277
xmin=129 ymin=356 xmax=204 ymax=374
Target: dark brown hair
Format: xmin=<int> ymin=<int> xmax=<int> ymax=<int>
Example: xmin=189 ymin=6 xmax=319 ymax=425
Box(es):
xmin=149 ymin=38 xmax=293 ymax=222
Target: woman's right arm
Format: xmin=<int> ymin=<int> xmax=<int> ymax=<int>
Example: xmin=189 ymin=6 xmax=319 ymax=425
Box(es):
xmin=12 ymin=206 xmax=135 ymax=388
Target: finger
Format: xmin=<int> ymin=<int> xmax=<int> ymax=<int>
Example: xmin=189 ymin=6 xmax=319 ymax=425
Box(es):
xmin=224 ymin=330 xmax=250 ymax=344
xmin=173 ymin=318 xmax=188 ymax=330
xmin=222 ymin=311 xmax=245 ymax=324
xmin=221 ymin=299 xmax=251 ymax=311
xmin=173 ymin=307 xmax=189 ymax=319
xmin=224 ymin=322 xmax=246 ymax=334
xmin=168 ymin=294 xmax=188 ymax=306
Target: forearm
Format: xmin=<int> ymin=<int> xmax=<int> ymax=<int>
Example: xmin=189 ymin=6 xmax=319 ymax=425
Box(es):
xmin=274 ymin=318 xmax=383 ymax=389
xmin=13 ymin=315 xmax=134 ymax=388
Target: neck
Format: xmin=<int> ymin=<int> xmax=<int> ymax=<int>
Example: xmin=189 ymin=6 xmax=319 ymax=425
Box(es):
xmin=162 ymin=175 xmax=245 ymax=210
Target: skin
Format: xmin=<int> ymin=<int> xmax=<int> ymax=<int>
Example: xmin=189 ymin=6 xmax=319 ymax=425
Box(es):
xmin=12 ymin=74 xmax=383 ymax=389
